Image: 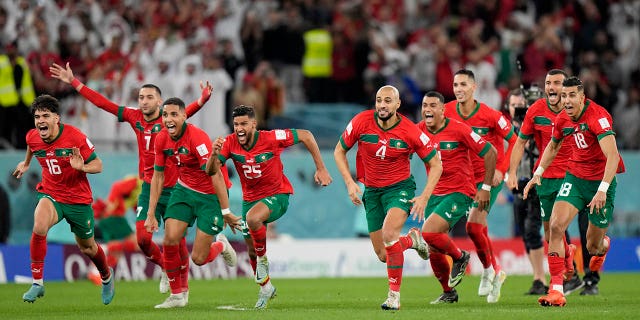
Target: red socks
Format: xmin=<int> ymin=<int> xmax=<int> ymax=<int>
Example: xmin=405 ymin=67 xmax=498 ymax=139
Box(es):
xmin=548 ymin=254 xmax=564 ymax=288
xmin=483 ymin=225 xmax=500 ymax=272
xmin=163 ymin=244 xmax=182 ymax=294
xmin=423 ymin=232 xmax=462 ymax=260
xmin=430 ymin=252 xmax=452 ymax=291
xmin=385 ymin=241 xmax=404 ymax=292
xmin=90 ymin=245 xmax=111 ymax=281
xmin=203 ymin=242 xmax=224 ymax=265
xmin=467 ymin=222 xmax=491 ymax=268
xmin=250 ymin=226 xmax=267 ymax=257
xmin=30 ymin=233 xmax=47 ymax=281
xmin=179 ymin=238 xmax=189 ymax=292
xmin=136 ymin=221 xmax=163 ymax=267
xmin=398 ymin=235 xmax=412 ymax=251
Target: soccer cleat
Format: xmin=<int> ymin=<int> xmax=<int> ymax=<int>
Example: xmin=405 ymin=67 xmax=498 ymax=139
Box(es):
xmin=380 ymin=290 xmax=400 ymax=310
xmin=580 ymin=283 xmax=599 ymax=295
xmin=182 ymin=291 xmax=189 ymax=304
xmin=159 ymin=272 xmax=169 ymax=294
xmin=430 ymin=289 xmax=458 ymax=304
xmin=408 ymin=228 xmax=429 ymax=260
xmin=538 ymin=289 xmax=566 ymax=307
xmin=255 ymin=285 xmax=277 ymax=309
xmin=22 ymin=284 xmax=45 ymax=303
xmin=154 ymin=294 xmax=187 ymax=309
xmin=478 ymin=268 xmax=495 ymax=296
xmin=448 ymin=250 xmax=470 ymax=288
xmin=589 ymin=235 xmax=610 ymax=271
xmin=563 ymin=274 xmax=584 ymax=296
xmin=217 ymin=233 xmax=237 ymax=267
xmin=563 ymin=244 xmax=576 ymax=280
xmin=526 ymin=279 xmax=548 ymax=295
xmin=101 ymin=268 xmax=115 ymax=305
xmin=487 ymin=270 xmax=507 ymax=303
xmin=255 ymin=256 xmax=270 ymax=285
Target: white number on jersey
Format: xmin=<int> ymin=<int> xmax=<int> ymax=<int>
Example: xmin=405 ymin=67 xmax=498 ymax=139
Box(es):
xmin=242 ymin=164 xmax=262 ymax=179
xmin=45 ymin=159 xmax=62 ymax=175
xmin=375 ymin=145 xmax=387 ymax=160
xmin=573 ymin=133 xmax=588 ymax=149
xmin=558 ymin=182 xmax=573 ymax=197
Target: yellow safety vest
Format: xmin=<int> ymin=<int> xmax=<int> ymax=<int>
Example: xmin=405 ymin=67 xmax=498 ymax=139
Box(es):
xmin=302 ymin=29 xmax=333 ymax=77
xmin=0 ymin=55 xmax=36 ymax=107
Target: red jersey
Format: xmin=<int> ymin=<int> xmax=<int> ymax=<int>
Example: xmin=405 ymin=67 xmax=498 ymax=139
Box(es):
xmin=551 ymin=99 xmax=625 ymax=180
xmin=418 ymin=118 xmax=492 ymax=197
xmin=77 ymin=85 xmax=203 ymax=187
xmin=519 ymin=98 xmax=572 ymax=179
xmin=444 ymin=101 xmax=515 ymax=183
xmin=27 ymin=124 xmax=96 ymax=204
xmin=219 ymin=129 xmax=297 ymax=202
xmin=106 ymin=176 xmax=142 ymax=217
xmin=154 ymin=123 xmax=226 ymax=194
xmin=340 ymin=110 xmax=438 ymax=188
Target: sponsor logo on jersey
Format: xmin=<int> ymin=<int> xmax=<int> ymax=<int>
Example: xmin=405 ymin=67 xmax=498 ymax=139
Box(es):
xmin=420 ymin=132 xmax=430 ymax=145
xmin=275 ymin=130 xmax=287 ymax=140
xmin=196 ymin=144 xmax=209 ymax=156
xmin=598 ymin=117 xmax=611 ymax=130
xmin=498 ymin=116 xmax=508 ymax=129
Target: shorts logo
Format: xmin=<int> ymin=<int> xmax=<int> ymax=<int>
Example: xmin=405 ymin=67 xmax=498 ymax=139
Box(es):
xmin=444 ymin=212 xmax=452 ymax=218
xmin=399 ymin=198 xmax=407 ymax=203
xmin=599 ymin=219 xmax=608 ymax=224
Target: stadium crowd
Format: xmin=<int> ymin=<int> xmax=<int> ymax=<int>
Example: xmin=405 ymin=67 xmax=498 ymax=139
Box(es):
xmin=1 ymin=0 xmax=639 ymax=150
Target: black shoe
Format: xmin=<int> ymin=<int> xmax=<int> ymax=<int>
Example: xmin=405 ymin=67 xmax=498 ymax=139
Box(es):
xmin=430 ymin=289 xmax=459 ymax=304
xmin=580 ymin=284 xmax=599 ymax=295
xmin=526 ymin=279 xmax=548 ymax=295
xmin=563 ymin=274 xmax=585 ymax=296
xmin=447 ymin=250 xmax=470 ymax=288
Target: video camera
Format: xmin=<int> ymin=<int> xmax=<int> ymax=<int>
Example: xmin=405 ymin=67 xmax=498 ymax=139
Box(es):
xmin=512 ymin=83 xmax=544 ymax=123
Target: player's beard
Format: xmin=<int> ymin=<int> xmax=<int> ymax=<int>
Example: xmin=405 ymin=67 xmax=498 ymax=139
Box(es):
xmin=378 ymin=110 xmax=395 ymax=122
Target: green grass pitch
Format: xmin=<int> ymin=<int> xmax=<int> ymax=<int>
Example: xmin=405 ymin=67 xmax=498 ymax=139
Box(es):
xmin=1 ymin=274 xmax=639 ymax=319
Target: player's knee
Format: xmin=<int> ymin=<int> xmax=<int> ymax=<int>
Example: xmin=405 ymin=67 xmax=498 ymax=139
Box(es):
xmin=79 ymin=244 xmax=97 ymax=257
xmin=191 ymin=254 xmax=207 ymax=266
xmin=377 ymin=252 xmax=386 ymax=263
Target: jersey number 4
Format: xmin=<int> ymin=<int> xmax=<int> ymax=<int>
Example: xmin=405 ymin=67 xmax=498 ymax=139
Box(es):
xmin=376 ymin=145 xmax=387 ymax=160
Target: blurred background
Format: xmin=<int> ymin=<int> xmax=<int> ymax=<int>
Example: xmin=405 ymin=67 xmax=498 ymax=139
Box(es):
xmin=0 ymin=0 xmax=639 ymax=280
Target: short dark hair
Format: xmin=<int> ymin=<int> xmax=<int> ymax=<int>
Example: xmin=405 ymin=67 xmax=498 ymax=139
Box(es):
xmin=31 ymin=95 xmax=60 ymax=116
xmin=454 ymin=69 xmax=475 ymax=81
xmin=141 ymin=84 xmax=162 ymax=96
xmin=547 ymin=69 xmax=568 ymax=78
xmin=506 ymin=88 xmax=524 ymax=105
xmin=562 ymin=76 xmax=584 ymax=91
xmin=163 ymin=97 xmax=185 ymax=110
xmin=424 ymin=91 xmax=445 ymax=104
xmin=232 ymin=105 xmax=255 ymax=118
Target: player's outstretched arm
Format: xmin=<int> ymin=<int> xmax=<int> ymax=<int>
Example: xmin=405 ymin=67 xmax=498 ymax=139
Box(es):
xmin=13 ymin=146 xmax=32 ymax=179
xmin=588 ymin=135 xmax=620 ymax=214
xmin=334 ymin=142 xmax=361 ymax=205
xmin=185 ymin=81 xmax=213 ymax=117
xmin=50 ymin=62 xmax=120 ymax=115
xmin=297 ymin=129 xmax=332 ymax=186
xmin=507 ymin=137 xmax=527 ymax=190
xmin=145 ymin=170 xmax=164 ymax=233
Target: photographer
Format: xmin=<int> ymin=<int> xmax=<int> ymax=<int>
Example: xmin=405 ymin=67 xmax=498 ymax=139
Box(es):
xmin=505 ymin=88 xmax=547 ymax=295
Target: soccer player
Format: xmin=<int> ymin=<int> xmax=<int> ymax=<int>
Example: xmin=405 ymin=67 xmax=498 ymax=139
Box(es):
xmin=444 ymin=69 xmax=515 ymax=302
xmin=145 ymin=97 xmax=241 ymax=309
xmin=334 ymin=85 xmax=442 ymax=310
xmin=88 ymin=175 xmax=142 ymax=285
xmin=49 ymin=62 xmax=212 ymax=293
xmin=417 ymin=91 xmax=497 ymax=304
xmin=506 ymin=70 xmax=583 ymax=295
xmin=523 ymin=76 xmax=625 ymax=307
xmin=13 ymin=95 xmax=114 ymax=305
xmin=206 ymin=105 xmax=333 ymax=309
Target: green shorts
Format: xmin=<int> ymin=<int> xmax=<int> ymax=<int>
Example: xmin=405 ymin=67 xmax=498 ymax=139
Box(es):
xmin=241 ymin=194 xmax=290 ymax=237
xmin=362 ymin=176 xmax=416 ymax=233
xmin=471 ymin=181 xmax=503 ymax=212
xmin=98 ymin=216 xmax=134 ymax=242
xmin=425 ymin=193 xmax=473 ymax=229
xmin=555 ymin=172 xmax=616 ymax=228
xmin=37 ymin=193 xmax=95 ymax=239
xmin=536 ymin=178 xmax=564 ymax=222
xmin=164 ymin=184 xmax=224 ymax=236
xmin=136 ymin=182 xmax=173 ymax=225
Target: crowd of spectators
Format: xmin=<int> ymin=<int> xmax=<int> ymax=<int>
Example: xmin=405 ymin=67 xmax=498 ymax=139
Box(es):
xmin=1 ymin=0 xmax=638 ymax=150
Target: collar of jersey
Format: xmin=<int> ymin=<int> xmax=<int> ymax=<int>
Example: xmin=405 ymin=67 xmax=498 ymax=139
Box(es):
xmin=241 ymin=130 xmax=260 ymax=151
xmin=170 ymin=122 xmax=188 ymax=141
xmin=374 ymin=112 xmax=402 ymax=131
xmin=44 ymin=123 xmax=64 ymax=144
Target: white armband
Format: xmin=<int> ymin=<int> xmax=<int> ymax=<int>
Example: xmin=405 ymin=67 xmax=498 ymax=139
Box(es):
xmin=533 ymin=166 xmax=545 ymax=176
xmin=597 ymin=181 xmax=610 ymax=193
xmin=221 ymin=208 xmax=231 ymax=215
xmin=481 ymin=183 xmax=491 ymax=191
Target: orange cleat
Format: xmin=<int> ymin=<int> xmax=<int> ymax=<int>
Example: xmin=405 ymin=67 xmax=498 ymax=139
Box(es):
xmin=589 ymin=235 xmax=610 ymax=271
xmin=563 ymin=244 xmax=576 ymax=280
xmin=538 ymin=289 xmax=567 ymax=307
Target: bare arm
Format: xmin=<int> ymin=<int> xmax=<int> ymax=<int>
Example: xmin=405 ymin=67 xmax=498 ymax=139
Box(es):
xmin=205 ymin=137 xmax=224 ymax=176
xmin=476 ymin=145 xmax=497 ymax=211
xmin=50 ymin=63 xmax=120 ymax=115
xmin=69 ymin=148 xmax=102 ymax=173
xmin=333 ymin=142 xmax=361 ymax=205
xmin=523 ymin=138 xmax=562 ymax=199
xmin=297 ymin=129 xmax=332 ymax=186
xmin=13 ymin=145 xmax=33 ymax=179
xmin=507 ymin=137 xmax=527 ymax=190
xmin=588 ymin=135 xmax=620 ymax=213
xmin=145 ymin=170 xmax=164 ymax=233
xmin=410 ymin=154 xmax=442 ymax=221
